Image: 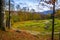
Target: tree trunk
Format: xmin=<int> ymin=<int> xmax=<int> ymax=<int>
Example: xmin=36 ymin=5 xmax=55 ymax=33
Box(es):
xmin=6 ymin=0 xmax=11 ymax=29
xmin=52 ymin=0 xmax=55 ymax=40
xmin=0 ymin=0 xmax=6 ymax=31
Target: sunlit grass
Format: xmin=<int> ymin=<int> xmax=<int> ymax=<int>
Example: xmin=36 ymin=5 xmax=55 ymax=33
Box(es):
xmin=12 ymin=19 xmax=60 ymax=32
xmin=12 ymin=20 xmax=51 ymax=32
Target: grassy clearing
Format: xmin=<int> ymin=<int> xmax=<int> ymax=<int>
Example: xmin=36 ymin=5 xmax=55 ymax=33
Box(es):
xmin=12 ymin=19 xmax=60 ymax=32
xmin=12 ymin=20 xmax=50 ymax=32
xmin=11 ymin=19 xmax=60 ymax=40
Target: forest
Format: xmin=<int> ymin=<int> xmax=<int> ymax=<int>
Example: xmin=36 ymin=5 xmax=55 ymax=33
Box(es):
xmin=3 ymin=9 xmax=60 ymax=40
xmin=0 ymin=0 xmax=60 ymax=40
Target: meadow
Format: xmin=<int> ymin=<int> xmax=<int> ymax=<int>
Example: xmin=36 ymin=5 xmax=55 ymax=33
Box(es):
xmin=4 ymin=10 xmax=60 ymax=40
xmin=12 ymin=19 xmax=60 ymax=32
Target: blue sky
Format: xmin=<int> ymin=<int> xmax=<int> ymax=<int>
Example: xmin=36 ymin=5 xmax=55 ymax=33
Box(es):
xmin=10 ymin=0 xmax=60 ymax=12
xmin=13 ymin=0 xmax=60 ymax=4
xmin=14 ymin=0 xmax=39 ymax=3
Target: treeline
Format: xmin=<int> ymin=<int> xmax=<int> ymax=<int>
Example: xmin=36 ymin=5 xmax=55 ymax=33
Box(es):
xmin=55 ymin=10 xmax=60 ymax=19
xmin=5 ymin=11 xmax=51 ymax=22
xmin=5 ymin=10 xmax=60 ymax=26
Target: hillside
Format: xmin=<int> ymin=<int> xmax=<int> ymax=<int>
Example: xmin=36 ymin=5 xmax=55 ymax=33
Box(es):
xmin=0 ymin=30 xmax=38 ymax=40
xmin=0 ymin=29 xmax=59 ymax=40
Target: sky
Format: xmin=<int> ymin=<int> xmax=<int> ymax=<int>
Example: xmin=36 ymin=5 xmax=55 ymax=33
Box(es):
xmin=10 ymin=0 xmax=60 ymax=12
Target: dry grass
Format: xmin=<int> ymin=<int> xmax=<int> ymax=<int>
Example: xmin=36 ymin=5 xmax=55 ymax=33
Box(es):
xmin=0 ymin=29 xmax=59 ymax=40
xmin=0 ymin=30 xmax=38 ymax=40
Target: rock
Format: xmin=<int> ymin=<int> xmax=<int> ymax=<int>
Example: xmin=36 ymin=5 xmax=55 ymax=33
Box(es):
xmin=44 ymin=26 xmax=49 ymax=29
xmin=16 ymin=30 xmax=21 ymax=33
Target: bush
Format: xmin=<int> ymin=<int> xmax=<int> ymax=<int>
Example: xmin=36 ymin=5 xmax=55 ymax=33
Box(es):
xmin=11 ymin=15 xmax=20 ymax=22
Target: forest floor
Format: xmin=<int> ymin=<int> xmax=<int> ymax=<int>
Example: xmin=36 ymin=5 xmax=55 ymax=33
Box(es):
xmin=0 ymin=29 xmax=59 ymax=40
xmin=0 ymin=29 xmax=38 ymax=40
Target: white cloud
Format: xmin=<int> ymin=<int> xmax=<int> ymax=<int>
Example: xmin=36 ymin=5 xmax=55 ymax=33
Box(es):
xmin=9 ymin=0 xmax=60 ymax=12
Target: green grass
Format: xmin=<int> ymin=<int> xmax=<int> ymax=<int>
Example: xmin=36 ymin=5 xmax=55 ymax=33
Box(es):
xmin=12 ymin=19 xmax=60 ymax=32
xmin=54 ymin=19 xmax=60 ymax=32
xmin=12 ymin=20 xmax=50 ymax=32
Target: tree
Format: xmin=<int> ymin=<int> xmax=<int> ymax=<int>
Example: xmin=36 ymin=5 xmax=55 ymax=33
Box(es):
xmin=50 ymin=0 xmax=56 ymax=40
xmin=10 ymin=3 xmax=14 ymax=11
xmin=22 ymin=7 xmax=27 ymax=12
xmin=38 ymin=0 xmax=56 ymax=40
xmin=55 ymin=10 xmax=60 ymax=19
xmin=6 ymin=0 xmax=12 ymax=29
xmin=0 ymin=0 xmax=6 ymax=31
xmin=6 ymin=0 xmax=11 ymax=29
xmin=5 ymin=0 xmax=14 ymax=11
xmin=44 ymin=0 xmax=56 ymax=40
xmin=30 ymin=9 xmax=35 ymax=12
xmin=16 ymin=4 xmax=21 ymax=11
